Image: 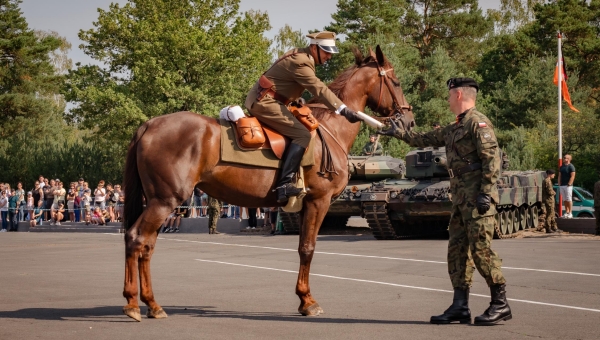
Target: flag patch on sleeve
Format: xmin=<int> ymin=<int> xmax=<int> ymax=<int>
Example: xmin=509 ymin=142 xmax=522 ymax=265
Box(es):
xmin=478 ymin=122 xmax=487 ymax=128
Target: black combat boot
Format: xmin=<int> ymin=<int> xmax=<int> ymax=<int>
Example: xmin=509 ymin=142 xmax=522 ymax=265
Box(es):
xmin=430 ymin=288 xmax=471 ymax=324
xmin=474 ymin=284 xmax=512 ymax=326
xmin=274 ymin=143 xmax=306 ymax=203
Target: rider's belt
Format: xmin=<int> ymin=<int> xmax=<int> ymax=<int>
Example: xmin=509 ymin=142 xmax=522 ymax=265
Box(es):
xmin=448 ymin=163 xmax=482 ymax=178
xmin=257 ymin=75 xmax=290 ymax=105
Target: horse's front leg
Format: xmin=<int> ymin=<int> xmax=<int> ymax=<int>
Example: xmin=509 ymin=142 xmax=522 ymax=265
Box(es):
xmin=296 ymin=198 xmax=330 ymax=316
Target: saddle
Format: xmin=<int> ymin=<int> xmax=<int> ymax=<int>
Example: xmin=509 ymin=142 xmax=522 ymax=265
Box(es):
xmin=232 ymin=117 xmax=289 ymax=159
xmin=232 ymin=103 xmax=319 ymax=159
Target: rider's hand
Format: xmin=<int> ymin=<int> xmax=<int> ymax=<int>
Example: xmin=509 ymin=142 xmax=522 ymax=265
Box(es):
xmin=377 ymin=118 xmax=402 ymax=136
xmin=476 ymin=193 xmax=492 ymax=215
xmin=340 ymin=107 xmax=361 ymax=123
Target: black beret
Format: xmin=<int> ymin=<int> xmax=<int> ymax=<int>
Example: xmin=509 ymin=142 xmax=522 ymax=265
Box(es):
xmin=447 ymin=77 xmax=479 ymax=92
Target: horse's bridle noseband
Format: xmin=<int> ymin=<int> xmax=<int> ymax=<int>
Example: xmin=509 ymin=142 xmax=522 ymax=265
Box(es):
xmin=373 ymin=63 xmax=412 ymax=118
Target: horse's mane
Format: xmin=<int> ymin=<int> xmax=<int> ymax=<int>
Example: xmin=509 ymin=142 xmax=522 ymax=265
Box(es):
xmin=310 ymin=53 xmax=376 ymax=121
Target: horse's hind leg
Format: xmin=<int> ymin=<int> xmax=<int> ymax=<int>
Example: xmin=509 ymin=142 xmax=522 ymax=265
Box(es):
xmin=123 ymin=202 xmax=172 ymax=321
xmin=296 ymin=198 xmax=329 ymax=316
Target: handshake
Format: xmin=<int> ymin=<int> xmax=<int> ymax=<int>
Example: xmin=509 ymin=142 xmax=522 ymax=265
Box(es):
xmin=376 ymin=117 xmax=405 ymax=136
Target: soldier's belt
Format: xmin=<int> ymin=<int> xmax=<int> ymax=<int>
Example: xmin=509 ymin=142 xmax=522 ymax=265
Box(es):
xmin=448 ymin=163 xmax=482 ymax=178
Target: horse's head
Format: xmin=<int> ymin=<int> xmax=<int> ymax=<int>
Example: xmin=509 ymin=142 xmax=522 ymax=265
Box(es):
xmin=353 ymin=45 xmax=415 ymax=131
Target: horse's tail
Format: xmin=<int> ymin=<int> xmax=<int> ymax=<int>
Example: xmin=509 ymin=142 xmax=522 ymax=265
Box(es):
xmin=123 ymin=122 xmax=149 ymax=230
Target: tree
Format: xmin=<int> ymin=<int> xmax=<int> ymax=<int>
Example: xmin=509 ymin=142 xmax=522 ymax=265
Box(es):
xmin=401 ymin=0 xmax=494 ymax=69
xmin=64 ymin=0 xmax=273 ymax=144
xmin=326 ymin=0 xmax=406 ymax=41
xmin=272 ymin=25 xmax=307 ymax=58
xmin=0 ymin=0 xmax=68 ymax=154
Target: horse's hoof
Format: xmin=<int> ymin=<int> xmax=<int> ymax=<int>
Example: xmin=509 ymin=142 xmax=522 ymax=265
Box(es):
xmin=147 ymin=308 xmax=168 ymax=319
xmin=299 ymin=303 xmax=324 ymax=316
xmin=123 ymin=307 xmax=142 ymax=322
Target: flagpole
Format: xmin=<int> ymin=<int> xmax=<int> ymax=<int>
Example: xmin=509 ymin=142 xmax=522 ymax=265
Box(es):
xmin=557 ymin=31 xmax=563 ymax=217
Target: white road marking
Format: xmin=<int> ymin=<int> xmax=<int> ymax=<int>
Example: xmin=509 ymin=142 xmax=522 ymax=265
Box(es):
xmin=104 ymin=234 xmax=600 ymax=277
xmin=154 ymin=237 xmax=600 ymax=277
xmin=196 ymin=259 xmax=600 ymax=313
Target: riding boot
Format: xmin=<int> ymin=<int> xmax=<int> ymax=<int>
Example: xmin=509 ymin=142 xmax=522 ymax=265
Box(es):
xmin=430 ymin=288 xmax=471 ymax=324
xmin=474 ymin=284 xmax=512 ymax=326
xmin=275 ymin=143 xmax=306 ymax=203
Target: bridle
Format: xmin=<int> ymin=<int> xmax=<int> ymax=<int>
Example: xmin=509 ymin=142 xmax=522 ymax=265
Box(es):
xmin=372 ymin=62 xmax=412 ymax=117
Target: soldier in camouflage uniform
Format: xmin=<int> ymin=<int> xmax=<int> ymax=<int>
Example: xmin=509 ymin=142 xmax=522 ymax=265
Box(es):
xmin=379 ymin=78 xmax=511 ymax=326
xmin=594 ymin=174 xmax=600 ymax=236
xmin=207 ymin=196 xmax=221 ymax=235
xmin=541 ymin=170 xmax=559 ymax=233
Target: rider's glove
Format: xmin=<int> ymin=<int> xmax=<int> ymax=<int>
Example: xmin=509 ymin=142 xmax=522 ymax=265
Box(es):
xmin=340 ymin=107 xmax=361 ymax=123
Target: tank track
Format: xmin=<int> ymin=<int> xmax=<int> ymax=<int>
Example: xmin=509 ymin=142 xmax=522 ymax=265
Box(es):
xmin=362 ymin=202 xmax=398 ymax=240
xmin=278 ymin=210 xmax=301 ymax=234
xmin=493 ymin=204 xmax=541 ymax=239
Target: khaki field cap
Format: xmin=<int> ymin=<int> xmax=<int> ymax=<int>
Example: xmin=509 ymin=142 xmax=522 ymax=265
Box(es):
xmin=306 ymin=31 xmax=339 ymax=54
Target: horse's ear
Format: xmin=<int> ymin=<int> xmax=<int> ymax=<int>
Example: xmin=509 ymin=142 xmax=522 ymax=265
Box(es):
xmin=352 ymin=47 xmax=363 ymax=66
xmin=368 ymin=47 xmax=376 ymax=58
xmin=376 ymin=45 xmax=385 ymax=66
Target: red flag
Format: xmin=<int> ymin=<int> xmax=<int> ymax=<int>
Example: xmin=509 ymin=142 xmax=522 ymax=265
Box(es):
xmin=553 ymin=58 xmax=579 ymax=112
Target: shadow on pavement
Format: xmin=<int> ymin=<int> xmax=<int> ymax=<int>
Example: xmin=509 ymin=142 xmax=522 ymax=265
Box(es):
xmin=0 ymin=305 xmax=430 ymax=325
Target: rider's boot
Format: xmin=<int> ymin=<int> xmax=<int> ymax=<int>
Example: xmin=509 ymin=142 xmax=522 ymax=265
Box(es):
xmin=430 ymin=288 xmax=471 ymax=324
xmin=275 ymin=143 xmax=306 ymax=203
xmin=474 ymin=284 xmax=512 ymax=326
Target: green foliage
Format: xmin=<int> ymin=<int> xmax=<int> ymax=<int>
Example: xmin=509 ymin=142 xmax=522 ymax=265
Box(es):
xmin=0 ymin=136 xmax=124 ymax=189
xmin=272 ymin=25 xmax=308 ymax=57
xmin=64 ymin=0 xmax=273 ymax=145
xmin=0 ymin=0 xmax=70 ymax=155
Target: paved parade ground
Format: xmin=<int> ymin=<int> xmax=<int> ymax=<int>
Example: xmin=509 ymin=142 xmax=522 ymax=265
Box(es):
xmin=1 ymin=232 xmax=599 ymax=339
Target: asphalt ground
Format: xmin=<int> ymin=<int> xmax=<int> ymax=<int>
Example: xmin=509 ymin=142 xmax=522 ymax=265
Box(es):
xmin=1 ymin=233 xmax=599 ymax=340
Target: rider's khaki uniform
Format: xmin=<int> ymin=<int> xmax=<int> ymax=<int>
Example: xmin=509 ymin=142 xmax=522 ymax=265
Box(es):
xmin=244 ymin=47 xmax=344 ymax=148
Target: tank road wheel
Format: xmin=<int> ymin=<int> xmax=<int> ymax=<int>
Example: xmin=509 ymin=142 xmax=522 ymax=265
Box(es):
xmin=500 ymin=210 xmax=510 ymax=235
xmin=518 ymin=206 xmax=527 ymax=230
xmin=530 ymin=206 xmax=539 ymax=230
xmin=507 ymin=209 xmax=517 ymax=235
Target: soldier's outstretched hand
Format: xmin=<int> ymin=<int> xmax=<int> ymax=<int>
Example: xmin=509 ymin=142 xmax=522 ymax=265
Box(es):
xmin=377 ymin=118 xmax=402 ymax=136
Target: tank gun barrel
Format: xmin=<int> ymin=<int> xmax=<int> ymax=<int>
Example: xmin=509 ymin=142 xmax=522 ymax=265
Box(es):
xmin=434 ymin=156 xmax=447 ymax=168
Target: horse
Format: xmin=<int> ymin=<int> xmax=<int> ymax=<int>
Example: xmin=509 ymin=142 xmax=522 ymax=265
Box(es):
xmin=122 ymin=45 xmax=415 ymax=321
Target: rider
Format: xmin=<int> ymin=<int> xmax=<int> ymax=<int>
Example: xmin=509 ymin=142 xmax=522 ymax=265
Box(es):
xmin=244 ymin=31 xmax=361 ymax=203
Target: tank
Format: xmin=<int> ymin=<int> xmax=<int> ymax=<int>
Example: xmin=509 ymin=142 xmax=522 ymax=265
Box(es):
xmin=278 ymin=155 xmax=405 ymax=234
xmin=360 ymin=147 xmax=545 ymax=240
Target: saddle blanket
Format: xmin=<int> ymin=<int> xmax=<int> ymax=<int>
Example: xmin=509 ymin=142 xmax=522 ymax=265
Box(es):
xmin=219 ymin=119 xmax=315 ymax=169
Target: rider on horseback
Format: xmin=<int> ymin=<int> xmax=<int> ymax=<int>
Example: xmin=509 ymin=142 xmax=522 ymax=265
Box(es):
xmin=244 ymin=31 xmax=361 ymax=203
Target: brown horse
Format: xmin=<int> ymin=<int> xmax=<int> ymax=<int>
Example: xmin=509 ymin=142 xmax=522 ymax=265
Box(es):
xmin=122 ymin=45 xmax=415 ymax=321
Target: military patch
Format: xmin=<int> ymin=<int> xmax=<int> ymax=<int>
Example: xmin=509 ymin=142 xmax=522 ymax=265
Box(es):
xmin=483 ymin=132 xmax=491 ymax=140
xmin=478 ymin=122 xmax=487 ymax=128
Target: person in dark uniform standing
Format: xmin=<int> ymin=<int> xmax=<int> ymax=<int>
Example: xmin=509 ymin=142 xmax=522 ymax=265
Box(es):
xmin=207 ymin=196 xmax=221 ymax=234
xmin=245 ymin=31 xmax=361 ymax=203
xmin=379 ymin=77 xmax=511 ymax=326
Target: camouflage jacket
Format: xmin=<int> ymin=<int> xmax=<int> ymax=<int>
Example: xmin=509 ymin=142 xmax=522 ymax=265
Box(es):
xmin=542 ymin=177 xmax=556 ymax=201
xmin=394 ymin=108 xmax=500 ymax=213
xmin=362 ymin=141 xmax=383 ymax=156
xmin=594 ymin=180 xmax=600 ymax=207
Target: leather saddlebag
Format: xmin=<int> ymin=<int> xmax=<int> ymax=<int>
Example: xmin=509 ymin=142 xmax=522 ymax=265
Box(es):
xmin=288 ymin=103 xmax=319 ymax=132
xmin=237 ymin=117 xmax=266 ymax=148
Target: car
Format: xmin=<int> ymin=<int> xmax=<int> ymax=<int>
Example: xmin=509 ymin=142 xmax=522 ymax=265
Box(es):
xmin=553 ymin=185 xmax=595 ymax=218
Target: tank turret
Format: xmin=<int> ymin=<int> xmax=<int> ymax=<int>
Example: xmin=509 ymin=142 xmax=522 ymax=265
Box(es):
xmin=405 ymin=148 xmax=449 ymax=179
xmin=348 ymin=155 xmax=405 ymax=181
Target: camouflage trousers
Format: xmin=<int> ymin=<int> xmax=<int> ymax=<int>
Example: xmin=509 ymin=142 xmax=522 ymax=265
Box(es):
xmin=448 ymin=202 xmax=506 ymax=289
xmin=208 ymin=207 xmax=220 ymax=231
xmin=543 ymin=199 xmax=558 ymax=231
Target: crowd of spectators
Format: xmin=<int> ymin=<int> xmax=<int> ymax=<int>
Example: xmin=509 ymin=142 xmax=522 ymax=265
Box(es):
xmin=1 ymin=177 xmax=278 ymax=232
xmin=0 ymin=176 xmax=124 ymax=231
